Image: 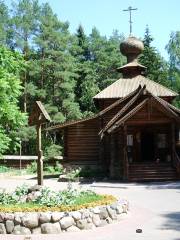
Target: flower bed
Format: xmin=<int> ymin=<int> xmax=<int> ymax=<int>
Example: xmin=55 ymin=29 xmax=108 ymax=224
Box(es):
xmin=0 ymin=185 xmax=129 ymax=235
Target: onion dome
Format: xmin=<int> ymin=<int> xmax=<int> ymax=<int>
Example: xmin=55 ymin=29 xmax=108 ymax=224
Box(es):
xmin=118 ymin=36 xmax=146 ymax=77
xmin=120 ymin=36 xmax=144 ymax=63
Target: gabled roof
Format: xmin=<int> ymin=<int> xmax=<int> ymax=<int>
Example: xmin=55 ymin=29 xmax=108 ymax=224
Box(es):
xmin=46 ymin=86 xmax=143 ymax=131
xmin=93 ymin=75 xmax=178 ymax=99
xmin=101 ymin=88 xmax=180 ymax=135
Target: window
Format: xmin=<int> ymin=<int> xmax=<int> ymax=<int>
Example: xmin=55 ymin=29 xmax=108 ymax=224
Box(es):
xmin=127 ymin=134 xmax=133 ymax=146
xmin=157 ymin=134 xmax=167 ymax=149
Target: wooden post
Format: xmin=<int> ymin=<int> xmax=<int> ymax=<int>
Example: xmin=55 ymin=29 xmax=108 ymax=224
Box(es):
xmin=110 ymin=133 xmax=115 ymax=178
xmin=37 ymin=124 xmax=43 ymax=185
xmin=171 ymin=123 xmax=175 ymax=164
xmin=29 ymin=101 xmax=51 ymax=186
xmin=99 ymin=117 xmax=104 ymax=167
xmin=123 ymin=125 xmax=128 ymax=180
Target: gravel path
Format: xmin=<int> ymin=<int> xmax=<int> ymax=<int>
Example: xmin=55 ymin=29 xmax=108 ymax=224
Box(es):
xmin=0 ymin=176 xmax=180 ymax=240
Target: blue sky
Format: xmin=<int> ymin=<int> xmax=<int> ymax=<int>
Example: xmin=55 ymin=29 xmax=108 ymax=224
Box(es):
xmin=6 ymin=0 xmax=180 ymax=60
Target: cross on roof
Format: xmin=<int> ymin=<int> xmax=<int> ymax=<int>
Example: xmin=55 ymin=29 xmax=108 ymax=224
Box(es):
xmin=123 ymin=6 xmax=138 ymax=35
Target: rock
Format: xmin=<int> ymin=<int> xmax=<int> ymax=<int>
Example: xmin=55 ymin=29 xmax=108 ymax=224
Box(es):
xmin=71 ymin=211 xmax=81 ymax=221
xmin=60 ymin=216 xmax=74 ymax=230
xmin=39 ymin=213 xmax=51 ymax=223
xmin=87 ymin=217 xmax=92 ymax=223
xmin=0 ymin=223 xmax=6 ymax=234
xmin=41 ymin=223 xmax=61 ymax=234
xmin=107 ymin=206 xmax=117 ymax=220
xmin=92 ymin=214 xmax=101 ymax=227
xmin=116 ymin=205 xmax=123 ymax=214
xmin=51 ymin=212 xmax=64 ymax=222
xmin=4 ymin=213 xmax=14 ymax=221
xmin=92 ymin=207 xmax=100 ymax=214
xmin=28 ymin=184 xmax=42 ymax=193
xmin=5 ymin=220 xmax=14 ymax=233
xmin=85 ymin=223 xmax=95 ymax=230
xmin=13 ymin=225 xmax=31 ymax=235
xmin=122 ymin=204 xmax=128 ymax=213
xmin=0 ymin=213 xmax=5 ymax=223
xmin=22 ymin=213 xmax=39 ymax=228
xmin=76 ymin=219 xmax=88 ymax=230
xmin=81 ymin=209 xmax=90 ymax=219
xmin=66 ymin=226 xmax=80 ymax=232
xmin=14 ymin=213 xmax=22 ymax=225
xmin=110 ymin=202 xmax=118 ymax=210
xmin=32 ymin=227 xmax=41 ymax=234
xmin=99 ymin=219 xmax=108 ymax=227
xmin=99 ymin=207 xmax=108 ymax=219
xmin=106 ymin=217 xmax=113 ymax=224
xmin=26 ymin=191 xmax=41 ymax=202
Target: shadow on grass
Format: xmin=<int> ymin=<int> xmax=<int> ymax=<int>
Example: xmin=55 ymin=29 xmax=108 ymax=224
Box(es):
xmin=160 ymin=211 xmax=180 ymax=232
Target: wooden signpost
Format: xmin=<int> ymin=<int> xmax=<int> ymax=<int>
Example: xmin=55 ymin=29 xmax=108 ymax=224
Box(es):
xmin=29 ymin=101 xmax=51 ymax=185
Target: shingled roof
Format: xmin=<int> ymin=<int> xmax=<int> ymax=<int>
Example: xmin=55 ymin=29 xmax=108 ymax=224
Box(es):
xmin=93 ymin=75 xmax=178 ymax=99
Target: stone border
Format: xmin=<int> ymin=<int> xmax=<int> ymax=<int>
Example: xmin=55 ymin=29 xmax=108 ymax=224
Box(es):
xmin=0 ymin=200 xmax=129 ymax=234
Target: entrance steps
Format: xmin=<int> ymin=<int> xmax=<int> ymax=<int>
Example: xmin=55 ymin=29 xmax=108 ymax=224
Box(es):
xmin=128 ymin=162 xmax=178 ymax=182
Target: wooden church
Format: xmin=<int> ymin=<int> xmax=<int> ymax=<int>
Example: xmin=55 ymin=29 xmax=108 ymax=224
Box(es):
xmin=48 ymin=36 xmax=180 ymax=181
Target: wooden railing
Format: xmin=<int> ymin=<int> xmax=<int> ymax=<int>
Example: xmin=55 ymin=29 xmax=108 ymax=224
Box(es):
xmin=173 ymin=150 xmax=180 ymax=176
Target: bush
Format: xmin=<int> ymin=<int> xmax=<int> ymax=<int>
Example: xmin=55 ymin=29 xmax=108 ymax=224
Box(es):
xmin=0 ymin=165 xmax=10 ymax=173
xmin=26 ymin=161 xmax=37 ymax=174
xmin=44 ymin=144 xmax=62 ymax=161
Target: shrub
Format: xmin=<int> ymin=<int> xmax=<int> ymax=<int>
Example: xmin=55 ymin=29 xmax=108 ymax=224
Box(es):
xmin=26 ymin=161 xmax=37 ymax=174
xmin=0 ymin=165 xmax=10 ymax=173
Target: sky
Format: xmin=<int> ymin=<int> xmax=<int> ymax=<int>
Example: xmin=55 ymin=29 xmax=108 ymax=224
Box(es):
xmin=6 ymin=0 xmax=180 ymax=60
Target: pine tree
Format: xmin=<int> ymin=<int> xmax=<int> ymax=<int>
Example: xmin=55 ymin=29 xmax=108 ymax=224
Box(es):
xmin=89 ymin=28 xmax=124 ymax=89
xmin=139 ymin=26 xmax=170 ymax=87
xmin=10 ymin=0 xmax=40 ymax=112
xmin=74 ymin=25 xmax=98 ymax=115
xmin=166 ymin=31 xmax=180 ymax=107
xmin=32 ymin=3 xmax=81 ymax=123
xmin=0 ymin=1 xmax=10 ymax=46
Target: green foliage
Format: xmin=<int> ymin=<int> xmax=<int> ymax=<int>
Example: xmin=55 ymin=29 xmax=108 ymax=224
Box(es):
xmin=166 ymin=31 xmax=180 ymax=107
xmin=66 ymin=167 xmax=81 ymax=181
xmin=44 ymin=144 xmax=62 ymax=161
xmin=33 ymin=187 xmax=102 ymax=206
xmin=0 ymin=165 xmax=9 ymax=173
xmin=26 ymin=161 xmax=37 ymax=174
xmin=14 ymin=184 xmax=29 ymax=197
xmin=139 ymin=26 xmax=170 ymax=87
xmin=0 ymin=46 xmax=26 ymax=154
xmin=0 ymin=185 xmax=103 ymax=207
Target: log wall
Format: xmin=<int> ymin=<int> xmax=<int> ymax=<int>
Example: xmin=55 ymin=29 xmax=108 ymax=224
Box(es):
xmin=64 ymin=118 xmax=100 ymax=163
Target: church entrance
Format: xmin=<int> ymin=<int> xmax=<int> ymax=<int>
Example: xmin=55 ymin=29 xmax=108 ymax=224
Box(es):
xmin=141 ymin=132 xmax=155 ymax=161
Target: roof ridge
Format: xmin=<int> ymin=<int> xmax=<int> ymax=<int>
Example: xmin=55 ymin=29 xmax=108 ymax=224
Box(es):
xmin=140 ymin=75 xmax=178 ymax=96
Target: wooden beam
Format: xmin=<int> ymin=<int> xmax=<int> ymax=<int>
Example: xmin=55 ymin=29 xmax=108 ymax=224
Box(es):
xmin=98 ymin=85 xmax=142 ymax=117
xmin=108 ymin=99 xmax=148 ymax=133
xmin=100 ymin=86 xmax=145 ymax=136
xmin=151 ymin=97 xmax=180 ymax=122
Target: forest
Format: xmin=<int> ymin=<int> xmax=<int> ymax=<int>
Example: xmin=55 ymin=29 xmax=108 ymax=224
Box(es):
xmin=0 ymin=0 xmax=180 ymax=159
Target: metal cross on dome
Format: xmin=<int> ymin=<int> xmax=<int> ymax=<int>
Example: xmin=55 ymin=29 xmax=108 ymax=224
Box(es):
xmin=123 ymin=6 xmax=138 ymax=35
